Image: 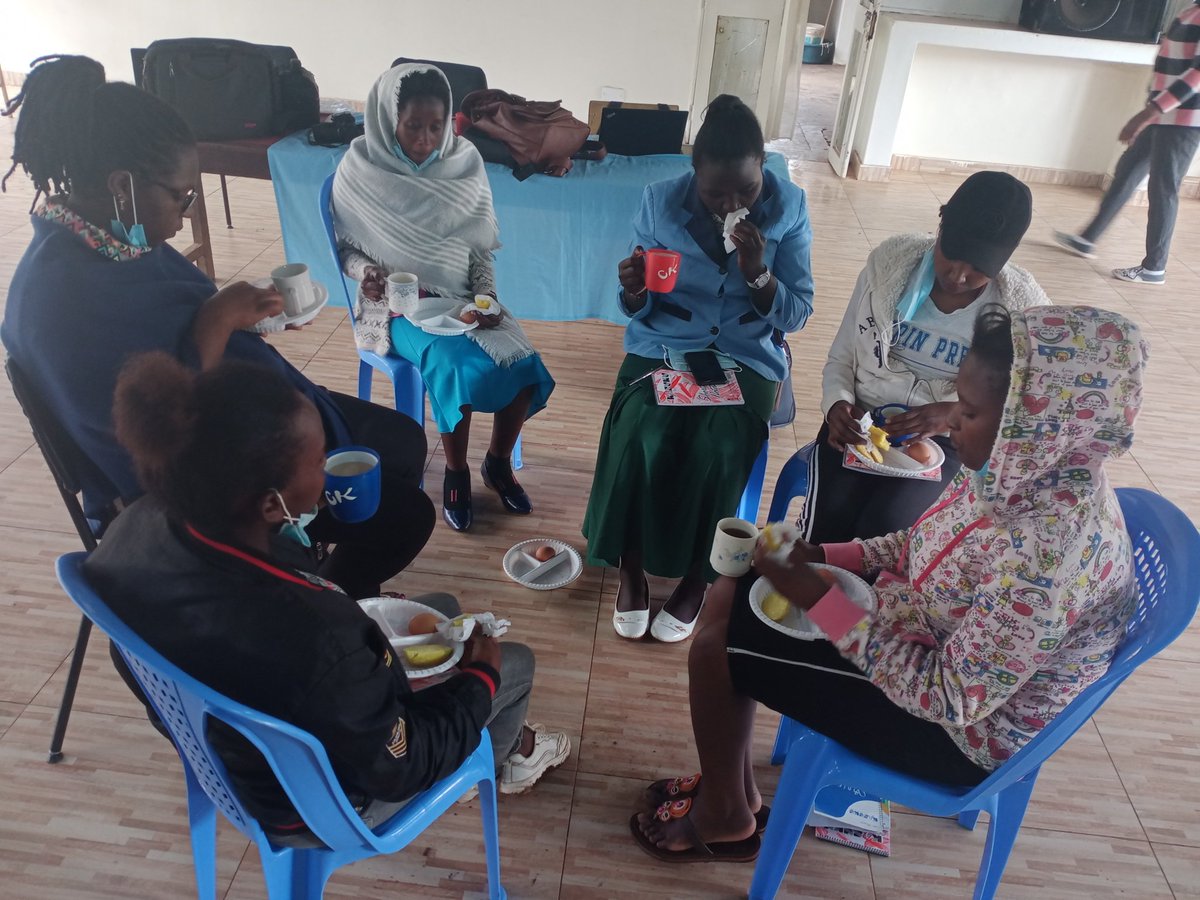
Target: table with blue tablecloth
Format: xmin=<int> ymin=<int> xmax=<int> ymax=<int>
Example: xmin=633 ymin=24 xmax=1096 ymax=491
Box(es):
xmin=266 ymin=132 xmax=787 ymax=323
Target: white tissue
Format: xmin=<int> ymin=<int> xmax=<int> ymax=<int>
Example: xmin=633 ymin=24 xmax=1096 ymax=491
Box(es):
xmin=437 ymin=612 xmax=511 ymax=643
xmin=723 ymin=207 xmax=751 ymax=254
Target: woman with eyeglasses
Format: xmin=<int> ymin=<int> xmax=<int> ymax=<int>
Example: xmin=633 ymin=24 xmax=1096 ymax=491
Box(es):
xmin=1 ymin=55 xmax=434 ymax=600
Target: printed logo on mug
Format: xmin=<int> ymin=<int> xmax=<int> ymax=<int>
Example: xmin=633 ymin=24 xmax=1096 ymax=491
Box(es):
xmin=271 ymin=262 xmax=316 ymax=316
xmin=386 ymin=272 xmax=420 ymax=315
xmin=710 ymin=516 xmax=759 ymax=577
xmin=643 ymin=248 xmax=682 ymax=293
xmin=324 ymin=446 xmax=382 ymax=523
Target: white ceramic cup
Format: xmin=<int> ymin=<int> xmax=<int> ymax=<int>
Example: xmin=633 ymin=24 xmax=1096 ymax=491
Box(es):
xmin=271 ymin=263 xmax=315 ymax=316
xmin=710 ymin=517 xmax=760 ymax=577
xmin=386 ymin=272 xmax=419 ymax=315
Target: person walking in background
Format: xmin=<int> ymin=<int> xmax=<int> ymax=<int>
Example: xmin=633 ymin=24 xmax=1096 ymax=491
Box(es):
xmin=1054 ymin=0 xmax=1200 ymax=285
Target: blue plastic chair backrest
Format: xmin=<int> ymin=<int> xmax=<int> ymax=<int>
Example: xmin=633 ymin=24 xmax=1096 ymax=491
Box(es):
xmin=956 ymin=487 xmax=1200 ymax=797
xmin=318 ymin=172 xmax=359 ymax=324
xmin=55 ymin=552 xmax=392 ymax=852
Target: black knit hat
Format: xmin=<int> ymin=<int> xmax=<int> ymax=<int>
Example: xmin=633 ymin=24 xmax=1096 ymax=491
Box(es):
xmin=938 ymin=171 xmax=1033 ymax=278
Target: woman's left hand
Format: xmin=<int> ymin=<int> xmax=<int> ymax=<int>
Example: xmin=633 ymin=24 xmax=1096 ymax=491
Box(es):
xmin=730 ymin=220 xmax=767 ymax=283
xmin=884 ymin=401 xmax=955 ymax=440
xmin=474 ymin=309 xmax=504 ymax=329
xmin=753 ymin=542 xmax=831 ymax=612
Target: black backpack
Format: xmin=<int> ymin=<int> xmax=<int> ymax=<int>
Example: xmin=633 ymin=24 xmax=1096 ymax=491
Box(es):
xmin=141 ymin=38 xmax=319 ymax=140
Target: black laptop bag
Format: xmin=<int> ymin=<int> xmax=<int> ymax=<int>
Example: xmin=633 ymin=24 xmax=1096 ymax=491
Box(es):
xmin=142 ymin=38 xmax=319 ymax=140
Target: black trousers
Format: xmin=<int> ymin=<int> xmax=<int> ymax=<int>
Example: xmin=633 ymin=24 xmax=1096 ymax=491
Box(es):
xmin=726 ymin=573 xmax=989 ymax=787
xmin=799 ymin=422 xmax=959 ymax=545
xmin=306 ymin=392 xmax=435 ymax=599
xmin=1081 ymin=124 xmax=1200 ymax=272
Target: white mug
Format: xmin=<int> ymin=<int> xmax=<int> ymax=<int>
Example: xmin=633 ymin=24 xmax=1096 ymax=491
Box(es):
xmin=710 ymin=517 xmax=759 ymax=577
xmin=271 ymin=263 xmax=315 ymax=316
xmin=386 ymin=272 xmax=419 ymax=315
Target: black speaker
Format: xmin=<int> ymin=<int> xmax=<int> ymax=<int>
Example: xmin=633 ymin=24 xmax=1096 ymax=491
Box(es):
xmin=1020 ymin=0 xmax=1172 ymax=44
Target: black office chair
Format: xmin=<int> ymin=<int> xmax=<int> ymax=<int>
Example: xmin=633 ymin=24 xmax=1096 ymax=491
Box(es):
xmin=5 ymin=358 xmax=124 ymax=762
xmin=390 ymin=57 xmax=487 ymax=112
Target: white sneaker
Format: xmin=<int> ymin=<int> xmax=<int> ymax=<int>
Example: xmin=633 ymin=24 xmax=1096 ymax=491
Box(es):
xmin=1112 ymin=265 xmax=1165 ymax=284
xmin=500 ymin=723 xmax=570 ymax=795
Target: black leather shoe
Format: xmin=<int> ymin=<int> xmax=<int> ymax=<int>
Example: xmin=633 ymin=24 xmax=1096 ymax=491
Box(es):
xmin=481 ymin=454 xmax=533 ymax=515
xmin=443 ymin=470 xmax=473 ymax=532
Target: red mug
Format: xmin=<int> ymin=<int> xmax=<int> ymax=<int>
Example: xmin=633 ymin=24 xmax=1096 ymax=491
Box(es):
xmin=643 ymin=248 xmax=682 ymax=293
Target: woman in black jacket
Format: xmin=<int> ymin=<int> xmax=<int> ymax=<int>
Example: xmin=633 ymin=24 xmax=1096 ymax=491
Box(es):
xmin=85 ymin=353 xmax=569 ymax=842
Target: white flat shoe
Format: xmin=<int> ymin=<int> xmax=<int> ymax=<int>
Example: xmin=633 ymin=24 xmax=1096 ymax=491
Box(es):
xmin=650 ymin=606 xmax=701 ymax=643
xmin=613 ymin=608 xmax=649 ymax=639
xmin=613 ymin=576 xmax=649 ymax=639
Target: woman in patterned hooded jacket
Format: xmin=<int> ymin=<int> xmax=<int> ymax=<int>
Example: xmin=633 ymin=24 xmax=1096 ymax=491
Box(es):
xmin=631 ymin=303 xmax=1146 ymax=863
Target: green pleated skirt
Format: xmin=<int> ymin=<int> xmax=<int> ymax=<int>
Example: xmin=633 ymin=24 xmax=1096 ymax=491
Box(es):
xmin=582 ymin=354 xmax=775 ymax=580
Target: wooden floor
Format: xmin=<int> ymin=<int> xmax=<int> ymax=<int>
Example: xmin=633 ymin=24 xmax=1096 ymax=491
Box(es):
xmin=1 ymin=116 xmax=1199 ymax=899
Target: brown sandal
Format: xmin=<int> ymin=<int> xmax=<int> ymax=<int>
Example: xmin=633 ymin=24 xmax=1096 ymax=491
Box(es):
xmin=642 ymin=775 xmax=771 ymax=834
xmin=629 ymin=798 xmax=761 ymax=864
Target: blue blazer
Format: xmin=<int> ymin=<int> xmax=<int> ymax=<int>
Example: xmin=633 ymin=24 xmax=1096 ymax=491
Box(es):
xmin=620 ymin=166 xmax=814 ymax=381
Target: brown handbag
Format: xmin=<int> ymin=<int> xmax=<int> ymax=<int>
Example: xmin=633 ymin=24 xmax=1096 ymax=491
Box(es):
xmin=460 ymin=88 xmax=590 ymax=178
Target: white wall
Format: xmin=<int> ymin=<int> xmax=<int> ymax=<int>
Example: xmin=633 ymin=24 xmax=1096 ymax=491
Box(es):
xmin=893 ymin=45 xmax=1148 ymax=172
xmin=2 ymin=0 xmax=704 ymax=120
xmin=881 ymin=0 xmax=1020 ymax=23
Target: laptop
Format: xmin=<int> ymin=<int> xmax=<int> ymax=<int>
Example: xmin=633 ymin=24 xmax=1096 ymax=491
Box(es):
xmin=598 ymin=106 xmax=689 ymax=156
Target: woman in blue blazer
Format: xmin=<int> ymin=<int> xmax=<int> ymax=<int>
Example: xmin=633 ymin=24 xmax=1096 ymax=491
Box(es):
xmin=583 ymin=95 xmax=815 ymax=643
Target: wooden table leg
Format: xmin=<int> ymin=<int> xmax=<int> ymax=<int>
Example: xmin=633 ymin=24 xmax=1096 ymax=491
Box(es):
xmin=182 ymin=174 xmax=216 ymax=279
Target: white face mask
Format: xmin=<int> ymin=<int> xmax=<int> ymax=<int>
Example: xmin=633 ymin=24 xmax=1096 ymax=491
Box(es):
xmin=272 ymin=490 xmax=318 ymax=548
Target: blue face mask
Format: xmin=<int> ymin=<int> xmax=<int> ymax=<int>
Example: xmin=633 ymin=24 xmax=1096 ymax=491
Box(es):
xmin=274 ymin=490 xmax=318 ymax=548
xmin=110 ymin=173 xmax=150 ymax=249
xmin=895 ymin=249 xmax=937 ymax=323
xmin=393 ymin=142 xmax=441 ymax=171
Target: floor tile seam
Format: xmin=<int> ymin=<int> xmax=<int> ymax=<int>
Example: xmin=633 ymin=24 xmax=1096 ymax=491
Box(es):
xmin=1091 ymin=716 xmax=1157 ymax=845
xmin=1146 ymin=842 xmax=1182 ymax=900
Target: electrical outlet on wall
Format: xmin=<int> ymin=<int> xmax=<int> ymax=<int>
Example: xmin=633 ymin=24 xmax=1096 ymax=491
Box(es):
xmin=600 ymin=86 xmax=626 ymax=101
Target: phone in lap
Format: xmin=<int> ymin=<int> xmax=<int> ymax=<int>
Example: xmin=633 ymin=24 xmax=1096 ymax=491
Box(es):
xmin=684 ymin=350 xmax=727 ymax=386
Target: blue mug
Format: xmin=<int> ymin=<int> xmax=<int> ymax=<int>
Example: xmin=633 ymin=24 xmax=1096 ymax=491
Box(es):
xmin=324 ymin=446 xmax=382 ymax=523
xmin=872 ymin=403 xmax=914 ymax=445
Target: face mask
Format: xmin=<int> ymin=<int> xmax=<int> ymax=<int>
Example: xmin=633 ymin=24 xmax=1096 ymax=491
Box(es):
xmin=110 ymin=172 xmax=150 ymax=249
xmin=663 ymin=347 xmax=739 ymax=372
xmin=273 ymin=490 xmax=318 ymax=548
xmin=393 ymin=142 xmax=441 ymax=171
xmin=895 ymin=249 xmax=936 ymax=323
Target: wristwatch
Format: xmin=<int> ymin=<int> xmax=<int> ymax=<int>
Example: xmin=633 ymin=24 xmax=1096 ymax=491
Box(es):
xmin=746 ymin=268 xmax=771 ymax=290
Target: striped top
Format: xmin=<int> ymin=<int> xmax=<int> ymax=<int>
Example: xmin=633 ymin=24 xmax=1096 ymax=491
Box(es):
xmin=1149 ymin=1 xmax=1200 ymax=126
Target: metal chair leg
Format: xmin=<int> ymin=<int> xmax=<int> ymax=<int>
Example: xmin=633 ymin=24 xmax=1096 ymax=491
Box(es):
xmin=47 ymin=614 xmax=93 ymax=763
xmin=219 ymin=174 xmax=233 ymax=228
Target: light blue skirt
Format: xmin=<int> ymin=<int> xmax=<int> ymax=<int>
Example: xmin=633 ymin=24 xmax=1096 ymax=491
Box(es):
xmin=389 ymin=317 xmax=555 ymax=433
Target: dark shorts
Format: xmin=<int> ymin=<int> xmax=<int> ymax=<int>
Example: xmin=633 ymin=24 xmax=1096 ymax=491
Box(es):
xmin=725 ymin=574 xmax=990 ymax=787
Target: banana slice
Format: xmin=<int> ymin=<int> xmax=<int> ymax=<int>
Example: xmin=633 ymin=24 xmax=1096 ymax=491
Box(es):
xmin=402 ymin=644 xmax=454 ymax=667
xmin=762 ymin=592 xmax=790 ymax=622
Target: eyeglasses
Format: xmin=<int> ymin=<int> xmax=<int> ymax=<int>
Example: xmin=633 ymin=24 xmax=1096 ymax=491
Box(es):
xmin=145 ymin=177 xmax=199 ymax=214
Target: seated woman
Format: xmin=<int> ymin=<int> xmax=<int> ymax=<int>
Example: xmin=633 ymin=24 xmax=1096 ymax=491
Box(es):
xmin=804 ymin=171 xmax=1048 ymax=544
xmin=583 ymin=95 xmax=814 ymax=643
xmin=0 ymin=55 xmax=431 ymax=599
xmin=85 ymin=353 xmax=571 ymax=842
xmin=332 ymin=64 xmax=555 ymax=533
xmin=632 ymin=304 xmax=1145 ymax=862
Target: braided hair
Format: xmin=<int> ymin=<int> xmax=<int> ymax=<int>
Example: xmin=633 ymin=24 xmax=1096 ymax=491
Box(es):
xmin=2 ymin=55 xmax=194 ymax=202
xmin=114 ymin=353 xmax=309 ymax=531
xmin=692 ymin=94 xmax=765 ymax=167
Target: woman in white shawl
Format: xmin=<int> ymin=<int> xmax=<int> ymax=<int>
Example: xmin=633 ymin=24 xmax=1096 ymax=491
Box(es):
xmin=333 ymin=64 xmax=555 ymax=533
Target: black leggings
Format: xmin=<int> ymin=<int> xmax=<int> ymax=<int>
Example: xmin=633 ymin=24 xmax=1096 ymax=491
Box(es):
xmin=306 ymin=392 xmax=435 ymax=598
xmin=799 ymin=422 xmax=959 ymax=545
xmin=726 ymin=573 xmax=989 ymax=787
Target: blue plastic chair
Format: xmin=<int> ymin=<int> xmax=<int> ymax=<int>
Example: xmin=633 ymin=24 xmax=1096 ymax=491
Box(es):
xmin=55 ymin=553 xmax=506 ymax=900
xmin=751 ymin=487 xmax=1200 ymax=900
xmin=318 ymin=172 xmax=521 ymax=470
xmin=736 ymin=442 xmax=769 ymax=524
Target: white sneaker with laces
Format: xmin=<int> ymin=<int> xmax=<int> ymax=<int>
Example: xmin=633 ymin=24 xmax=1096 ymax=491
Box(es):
xmin=500 ymin=723 xmax=570 ymax=795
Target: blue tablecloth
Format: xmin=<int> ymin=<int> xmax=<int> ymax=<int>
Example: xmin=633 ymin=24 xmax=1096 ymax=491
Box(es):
xmin=267 ymin=133 xmax=787 ymax=323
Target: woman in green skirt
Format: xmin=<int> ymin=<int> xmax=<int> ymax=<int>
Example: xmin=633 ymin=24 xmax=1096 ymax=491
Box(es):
xmin=583 ymin=95 xmax=815 ymax=642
